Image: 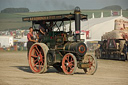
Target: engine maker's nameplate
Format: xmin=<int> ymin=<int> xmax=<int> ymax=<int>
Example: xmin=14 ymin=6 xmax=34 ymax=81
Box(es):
xmin=23 ymin=15 xmax=62 ymax=21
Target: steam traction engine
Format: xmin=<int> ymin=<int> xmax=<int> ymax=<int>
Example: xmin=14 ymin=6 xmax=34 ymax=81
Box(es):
xmin=95 ymin=19 xmax=128 ymax=60
xmin=23 ymin=7 xmax=97 ymax=75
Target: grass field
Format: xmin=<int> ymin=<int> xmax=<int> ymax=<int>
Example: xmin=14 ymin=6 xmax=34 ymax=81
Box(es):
xmin=0 ymin=10 xmax=128 ymax=31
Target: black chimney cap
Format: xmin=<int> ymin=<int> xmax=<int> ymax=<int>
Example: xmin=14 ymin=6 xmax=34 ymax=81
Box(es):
xmin=74 ymin=6 xmax=81 ymax=12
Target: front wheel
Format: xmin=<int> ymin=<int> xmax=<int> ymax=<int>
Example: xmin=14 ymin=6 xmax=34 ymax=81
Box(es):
xmin=83 ymin=55 xmax=98 ymax=75
xmin=62 ymin=53 xmax=77 ymax=75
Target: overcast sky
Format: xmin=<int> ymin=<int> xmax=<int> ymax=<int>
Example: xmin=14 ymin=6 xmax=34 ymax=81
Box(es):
xmin=0 ymin=0 xmax=128 ymax=12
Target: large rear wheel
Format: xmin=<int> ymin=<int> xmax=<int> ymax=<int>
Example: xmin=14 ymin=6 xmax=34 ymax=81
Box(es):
xmin=29 ymin=43 xmax=49 ymax=73
xmin=62 ymin=53 xmax=77 ymax=75
xmin=83 ymin=55 xmax=97 ymax=75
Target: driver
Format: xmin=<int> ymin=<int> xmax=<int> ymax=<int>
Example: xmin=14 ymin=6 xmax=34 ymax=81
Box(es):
xmin=38 ymin=21 xmax=47 ymax=42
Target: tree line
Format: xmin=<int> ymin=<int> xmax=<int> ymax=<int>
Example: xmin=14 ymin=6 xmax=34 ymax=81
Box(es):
xmin=1 ymin=8 xmax=29 ymax=13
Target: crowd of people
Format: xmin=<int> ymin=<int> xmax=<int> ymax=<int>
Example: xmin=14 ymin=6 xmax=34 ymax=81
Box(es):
xmin=0 ymin=29 xmax=29 ymax=38
xmin=0 ymin=21 xmax=53 ymax=52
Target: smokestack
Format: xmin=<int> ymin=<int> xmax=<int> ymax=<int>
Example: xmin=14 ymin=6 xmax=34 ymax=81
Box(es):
xmin=74 ymin=6 xmax=81 ymax=41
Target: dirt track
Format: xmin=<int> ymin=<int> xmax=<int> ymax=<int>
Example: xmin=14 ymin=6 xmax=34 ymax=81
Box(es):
xmin=0 ymin=51 xmax=128 ymax=85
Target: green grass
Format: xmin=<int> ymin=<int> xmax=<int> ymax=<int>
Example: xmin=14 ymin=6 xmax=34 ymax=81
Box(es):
xmin=0 ymin=13 xmax=24 ymax=19
xmin=122 ymin=10 xmax=128 ymax=17
xmin=0 ymin=10 xmax=128 ymax=31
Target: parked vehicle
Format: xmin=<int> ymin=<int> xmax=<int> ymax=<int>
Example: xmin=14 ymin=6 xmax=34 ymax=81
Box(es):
xmin=95 ymin=19 xmax=128 ymax=60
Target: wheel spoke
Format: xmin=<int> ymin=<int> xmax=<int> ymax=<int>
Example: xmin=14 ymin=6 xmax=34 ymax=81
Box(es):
xmin=34 ymin=58 xmax=38 ymax=63
xmin=71 ymin=57 xmax=73 ymax=61
xmin=69 ymin=66 xmax=73 ymax=70
xmin=39 ymin=61 xmax=41 ymax=71
xmin=35 ymin=46 xmax=40 ymax=54
xmin=68 ymin=67 xmax=70 ymax=72
xmin=92 ymin=65 xmax=95 ymax=69
xmin=68 ymin=56 xmax=70 ymax=62
xmin=70 ymin=58 xmax=74 ymax=63
xmin=88 ymin=56 xmax=91 ymax=62
xmin=40 ymin=53 xmax=43 ymax=58
xmin=88 ymin=56 xmax=94 ymax=64
xmin=34 ymin=61 xmax=39 ymax=67
xmin=89 ymin=67 xmax=92 ymax=70
xmin=34 ymin=49 xmax=39 ymax=55
xmin=41 ymin=60 xmax=44 ymax=64
xmin=41 ymin=56 xmax=44 ymax=63
xmin=66 ymin=55 xmax=69 ymax=61
xmin=69 ymin=62 xmax=74 ymax=67
xmin=40 ymin=61 xmax=43 ymax=66
xmin=90 ymin=58 xmax=94 ymax=63
xmin=66 ymin=66 xmax=68 ymax=70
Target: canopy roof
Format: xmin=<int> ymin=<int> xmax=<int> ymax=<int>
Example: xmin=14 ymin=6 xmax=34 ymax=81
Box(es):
xmin=22 ymin=13 xmax=87 ymax=22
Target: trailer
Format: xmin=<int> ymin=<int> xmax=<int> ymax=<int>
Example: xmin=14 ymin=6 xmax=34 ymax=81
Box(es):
xmin=95 ymin=19 xmax=128 ymax=60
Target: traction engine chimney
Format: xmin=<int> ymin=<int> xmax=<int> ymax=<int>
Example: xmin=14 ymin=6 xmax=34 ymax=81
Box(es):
xmin=74 ymin=6 xmax=81 ymax=41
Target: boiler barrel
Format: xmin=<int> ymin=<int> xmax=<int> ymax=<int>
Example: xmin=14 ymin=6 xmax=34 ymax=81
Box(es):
xmin=64 ymin=42 xmax=87 ymax=56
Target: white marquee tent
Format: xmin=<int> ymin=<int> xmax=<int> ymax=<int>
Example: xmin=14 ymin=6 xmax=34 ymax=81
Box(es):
xmin=64 ymin=16 xmax=128 ymax=41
